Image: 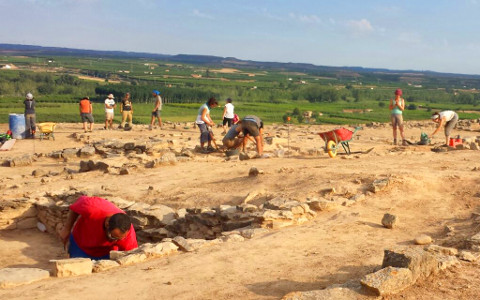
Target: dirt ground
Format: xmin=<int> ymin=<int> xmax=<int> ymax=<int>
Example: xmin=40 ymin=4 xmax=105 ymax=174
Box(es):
xmin=0 ymin=120 xmax=479 ymax=299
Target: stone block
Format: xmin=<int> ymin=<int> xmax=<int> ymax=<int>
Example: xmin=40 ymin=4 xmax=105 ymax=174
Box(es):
xmin=424 ymin=244 xmax=458 ymax=256
xmin=62 ymin=148 xmax=79 ymax=159
xmin=382 ymin=213 xmax=398 ymax=229
xmin=116 ymin=253 xmax=147 ymax=266
xmin=173 ymin=236 xmax=207 ymax=252
xmin=92 ymin=260 xmax=120 ymax=273
xmin=361 ymin=267 xmax=414 ymax=296
xmin=370 ymin=178 xmax=389 ymax=193
xmin=16 ymin=217 xmax=38 ymax=229
xmin=238 ymin=228 xmax=269 ymax=239
xmin=80 ymin=146 xmax=96 ymax=157
xmin=414 ymin=234 xmax=433 ymax=245
xmin=109 ymin=251 xmax=128 ymax=260
xmin=140 ymin=242 xmax=178 ymax=258
xmin=51 ymin=258 xmax=93 ymax=277
xmin=382 ymin=247 xmax=437 ymax=280
xmin=0 ymin=268 xmax=50 ymax=289
xmin=221 ymin=233 xmax=245 ymax=242
xmin=307 ymin=199 xmax=340 ymax=211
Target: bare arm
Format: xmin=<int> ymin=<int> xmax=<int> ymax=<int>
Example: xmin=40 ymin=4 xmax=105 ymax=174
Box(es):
xmin=201 ymin=108 xmax=213 ymax=126
xmin=222 ymin=106 xmax=227 ymax=119
xmin=59 ymin=210 xmax=79 ymax=244
xmin=431 ymin=118 xmax=445 ymax=136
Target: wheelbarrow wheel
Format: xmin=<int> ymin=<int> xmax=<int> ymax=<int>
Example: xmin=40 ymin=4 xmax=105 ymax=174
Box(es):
xmin=327 ymin=140 xmax=337 ymax=158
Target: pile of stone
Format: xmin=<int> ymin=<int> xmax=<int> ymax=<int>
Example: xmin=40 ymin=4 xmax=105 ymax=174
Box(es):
xmin=283 ymin=244 xmax=469 ymax=299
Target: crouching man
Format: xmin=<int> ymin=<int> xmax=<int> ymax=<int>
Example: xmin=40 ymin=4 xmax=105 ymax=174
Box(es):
xmin=222 ymin=121 xmax=244 ymax=150
xmin=59 ymin=195 xmax=138 ymax=259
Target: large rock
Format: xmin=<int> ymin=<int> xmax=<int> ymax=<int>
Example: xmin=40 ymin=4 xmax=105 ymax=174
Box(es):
xmin=51 ymin=258 xmax=93 ymax=277
xmin=80 ymin=146 xmax=96 ymax=157
xmin=370 ymin=178 xmax=389 ymax=193
xmin=381 ymin=213 xmax=398 ymax=229
xmin=92 ymin=260 xmax=120 ymax=273
xmin=172 ymin=236 xmax=208 ymax=252
xmin=0 ymin=268 xmax=50 ymax=289
xmin=140 ymin=242 xmax=179 ymax=258
xmin=307 ymin=199 xmax=340 ymax=211
xmin=8 ymin=155 xmax=33 ymax=167
xmin=282 ymin=280 xmax=365 ymax=300
xmin=116 ymin=253 xmax=147 ymax=266
xmin=382 ymin=247 xmax=437 ymax=281
xmin=361 ymin=267 xmax=414 ymax=296
xmin=62 ymin=148 xmax=79 ymax=159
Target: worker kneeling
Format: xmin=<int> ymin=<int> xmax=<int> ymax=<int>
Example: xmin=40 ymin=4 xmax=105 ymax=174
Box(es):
xmin=59 ymin=196 xmax=138 ymax=259
xmin=222 ymin=121 xmax=244 ymax=150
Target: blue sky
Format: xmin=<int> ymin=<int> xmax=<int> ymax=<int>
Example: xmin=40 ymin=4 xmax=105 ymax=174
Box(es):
xmin=1 ymin=0 xmax=480 ymax=74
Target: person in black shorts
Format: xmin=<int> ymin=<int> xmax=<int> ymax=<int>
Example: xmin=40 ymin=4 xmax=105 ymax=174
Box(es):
xmin=241 ymin=115 xmax=264 ymax=155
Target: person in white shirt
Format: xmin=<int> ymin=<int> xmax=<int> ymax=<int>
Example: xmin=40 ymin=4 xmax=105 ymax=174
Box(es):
xmin=430 ymin=110 xmax=459 ymax=145
xmin=222 ymin=98 xmax=235 ymax=134
xmin=104 ymin=94 xmax=116 ymax=130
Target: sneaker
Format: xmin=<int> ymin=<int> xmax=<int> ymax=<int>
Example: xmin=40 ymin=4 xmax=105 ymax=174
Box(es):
xmin=393 ymin=139 xmax=397 ymax=145
xmin=402 ymin=140 xmax=408 ymax=146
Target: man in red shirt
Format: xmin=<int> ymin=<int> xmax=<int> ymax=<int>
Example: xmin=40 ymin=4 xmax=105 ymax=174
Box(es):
xmin=79 ymin=96 xmax=94 ymax=133
xmin=59 ymin=196 xmax=138 ymax=259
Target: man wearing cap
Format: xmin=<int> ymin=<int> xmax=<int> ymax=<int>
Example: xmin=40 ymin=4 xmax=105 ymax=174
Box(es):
xmin=24 ymin=92 xmax=36 ymax=138
xmin=389 ymin=89 xmax=407 ymax=146
xmin=59 ymin=195 xmax=138 ymax=259
xmin=79 ymin=96 xmax=94 ymax=133
xmin=104 ymin=93 xmax=116 ymax=130
xmin=430 ymin=110 xmax=459 ymax=145
xmin=149 ymin=90 xmax=162 ymax=130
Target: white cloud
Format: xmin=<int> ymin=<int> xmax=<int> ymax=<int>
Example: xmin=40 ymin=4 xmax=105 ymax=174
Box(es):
xmin=289 ymin=13 xmax=322 ymax=24
xmin=346 ymin=19 xmax=374 ymax=34
xmin=192 ymin=9 xmax=214 ymax=20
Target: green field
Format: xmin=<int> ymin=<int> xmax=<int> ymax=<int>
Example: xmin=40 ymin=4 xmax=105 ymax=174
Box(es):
xmin=1 ymin=99 xmax=479 ymax=126
xmin=2 ymin=53 xmax=480 ymax=126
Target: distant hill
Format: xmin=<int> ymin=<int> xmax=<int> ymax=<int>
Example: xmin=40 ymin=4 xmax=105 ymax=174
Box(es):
xmin=1 ymin=43 xmax=480 ymax=79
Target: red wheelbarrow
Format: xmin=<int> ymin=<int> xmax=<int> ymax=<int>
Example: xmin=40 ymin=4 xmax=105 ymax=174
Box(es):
xmin=318 ymin=127 xmax=362 ymax=158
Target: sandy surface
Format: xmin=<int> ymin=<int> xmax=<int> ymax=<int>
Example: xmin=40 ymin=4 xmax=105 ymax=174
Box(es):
xmin=0 ymin=121 xmax=479 ymax=299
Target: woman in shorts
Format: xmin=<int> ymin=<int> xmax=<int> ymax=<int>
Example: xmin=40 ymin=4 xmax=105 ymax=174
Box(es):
xmin=389 ymin=89 xmax=406 ymax=146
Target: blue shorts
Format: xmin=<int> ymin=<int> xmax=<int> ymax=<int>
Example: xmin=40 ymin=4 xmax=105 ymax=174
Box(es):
xmin=68 ymin=234 xmax=110 ymax=260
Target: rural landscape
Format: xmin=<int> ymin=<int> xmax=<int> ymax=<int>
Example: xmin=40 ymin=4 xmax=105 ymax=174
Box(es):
xmin=1 ymin=43 xmax=480 ymax=299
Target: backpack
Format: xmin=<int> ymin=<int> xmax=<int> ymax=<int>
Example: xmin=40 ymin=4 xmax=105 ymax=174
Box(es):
xmin=418 ymin=132 xmax=430 ymax=145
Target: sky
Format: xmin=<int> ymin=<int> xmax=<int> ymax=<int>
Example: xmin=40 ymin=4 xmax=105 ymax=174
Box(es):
xmin=1 ymin=0 xmax=480 ymax=75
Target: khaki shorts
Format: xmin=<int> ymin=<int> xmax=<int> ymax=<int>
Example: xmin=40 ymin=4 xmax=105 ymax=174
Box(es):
xmin=105 ymin=112 xmax=114 ymax=120
xmin=391 ymin=114 xmax=403 ymax=129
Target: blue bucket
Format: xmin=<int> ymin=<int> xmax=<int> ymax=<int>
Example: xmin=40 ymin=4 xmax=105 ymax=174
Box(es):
xmin=9 ymin=114 xmax=26 ymax=139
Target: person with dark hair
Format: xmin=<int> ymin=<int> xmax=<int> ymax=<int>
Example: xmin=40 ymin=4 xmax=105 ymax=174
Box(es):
xmin=24 ymin=92 xmax=36 ymax=138
xmin=430 ymin=110 xmax=459 ymax=145
xmin=195 ymin=97 xmax=218 ymax=153
xmin=241 ymin=115 xmax=264 ymax=156
xmin=120 ymin=92 xmax=133 ymax=129
xmin=59 ymin=196 xmax=137 ymax=259
xmin=221 ymin=98 xmax=235 ymax=134
xmin=389 ymin=89 xmax=406 ymax=145
xmin=149 ymin=90 xmax=163 ymax=130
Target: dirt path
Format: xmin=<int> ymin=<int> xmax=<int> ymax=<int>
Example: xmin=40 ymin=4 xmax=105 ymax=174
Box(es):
xmin=0 ymin=122 xmax=479 ymax=299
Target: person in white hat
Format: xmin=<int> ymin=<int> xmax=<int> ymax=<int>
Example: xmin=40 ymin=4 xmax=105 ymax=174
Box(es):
xmin=24 ymin=92 xmax=36 ymax=138
xmin=430 ymin=110 xmax=459 ymax=145
xmin=104 ymin=93 xmax=116 ymax=129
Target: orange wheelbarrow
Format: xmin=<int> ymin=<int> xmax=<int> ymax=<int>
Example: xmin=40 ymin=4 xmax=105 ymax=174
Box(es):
xmin=318 ymin=127 xmax=362 ymax=158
